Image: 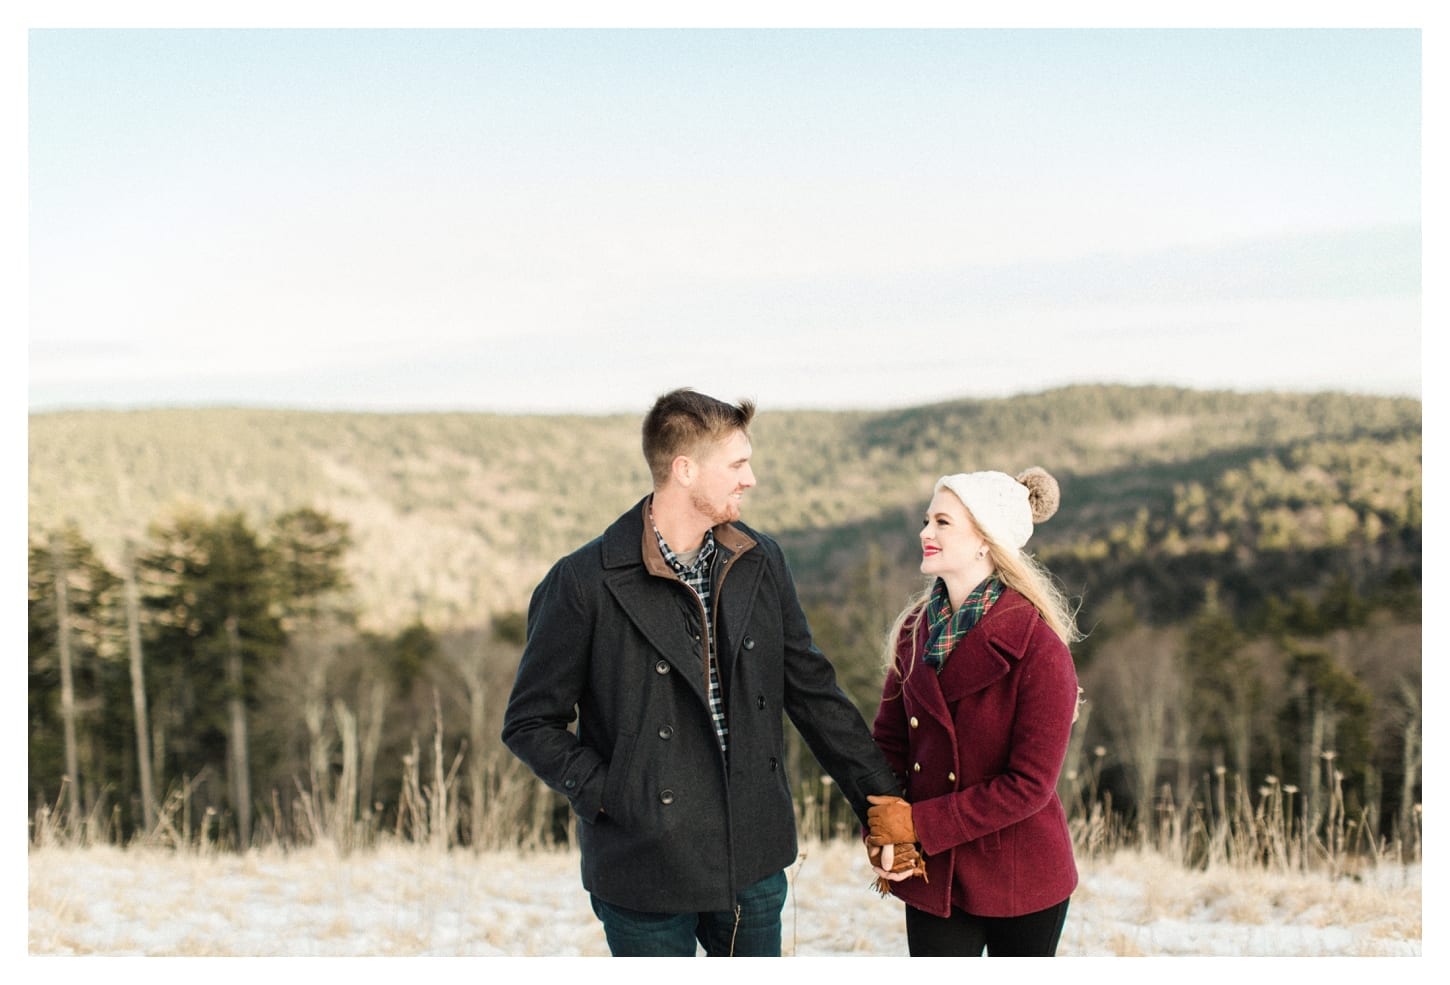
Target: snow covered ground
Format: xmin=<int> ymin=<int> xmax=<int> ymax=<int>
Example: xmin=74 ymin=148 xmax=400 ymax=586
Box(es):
xmin=27 ymin=839 xmax=1420 ymax=962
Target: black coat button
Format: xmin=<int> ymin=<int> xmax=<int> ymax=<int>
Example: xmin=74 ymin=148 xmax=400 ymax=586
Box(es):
xmin=658 ymin=725 xmax=674 ymax=740
xmin=659 ymin=789 xmax=675 ymax=805
xmin=757 ymin=695 xmax=766 ymax=710
xmin=743 ymin=637 xmax=755 ymax=650
xmin=655 ymin=660 xmax=670 ymax=674
xmin=564 ymin=778 xmax=577 ymax=789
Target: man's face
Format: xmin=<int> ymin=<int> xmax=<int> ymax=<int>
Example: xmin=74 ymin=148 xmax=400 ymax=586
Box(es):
xmin=689 ymin=429 xmax=756 ymax=525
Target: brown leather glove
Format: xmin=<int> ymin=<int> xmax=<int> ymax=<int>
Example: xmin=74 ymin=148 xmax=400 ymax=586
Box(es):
xmin=865 ymin=794 xmax=917 ymax=847
xmin=867 ymin=840 xmax=924 ymax=874
xmin=869 ymin=841 xmax=927 ymax=895
xmin=885 ymin=842 xmax=926 ymax=875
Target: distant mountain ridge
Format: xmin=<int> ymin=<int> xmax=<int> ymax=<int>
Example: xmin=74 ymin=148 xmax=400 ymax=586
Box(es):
xmin=28 ymin=384 xmax=1422 ymax=631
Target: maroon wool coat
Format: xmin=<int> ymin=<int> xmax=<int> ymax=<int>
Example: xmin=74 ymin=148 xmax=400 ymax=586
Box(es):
xmin=871 ymin=587 xmax=1079 ymax=918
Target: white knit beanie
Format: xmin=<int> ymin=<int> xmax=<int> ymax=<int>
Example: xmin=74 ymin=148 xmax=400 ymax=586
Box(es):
xmin=935 ymin=467 xmax=1060 ymax=550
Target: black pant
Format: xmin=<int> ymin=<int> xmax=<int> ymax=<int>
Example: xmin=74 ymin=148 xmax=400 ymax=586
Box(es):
xmin=905 ymin=898 xmax=1070 ymax=956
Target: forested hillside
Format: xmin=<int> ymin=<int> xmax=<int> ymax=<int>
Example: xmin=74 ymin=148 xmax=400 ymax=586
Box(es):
xmin=28 ymin=385 xmax=1420 ymax=629
xmin=28 ymin=385 xmax=1422 ymax=865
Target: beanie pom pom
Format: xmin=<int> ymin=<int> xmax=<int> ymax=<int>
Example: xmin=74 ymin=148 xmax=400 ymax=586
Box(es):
xmin=1016 ymin=467 xmax=1060 ymax=524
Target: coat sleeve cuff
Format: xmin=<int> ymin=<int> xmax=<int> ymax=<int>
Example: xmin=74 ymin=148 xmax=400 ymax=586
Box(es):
xmin=847 ymin=766 xmax=907 ymax=824
xmin=562 ymin=754 xmax=605 ymax=822
xmin=913 ymin=795 xmax=970 ymax=856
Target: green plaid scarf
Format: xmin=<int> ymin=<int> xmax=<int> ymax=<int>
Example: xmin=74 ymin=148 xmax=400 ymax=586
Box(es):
xmin=923 ymin=575 xmax=1003 ymax=670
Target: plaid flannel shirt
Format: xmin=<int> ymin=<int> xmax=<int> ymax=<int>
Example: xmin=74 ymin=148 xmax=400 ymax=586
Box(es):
xmin=653 ymin=522 xmax=729 ymax=755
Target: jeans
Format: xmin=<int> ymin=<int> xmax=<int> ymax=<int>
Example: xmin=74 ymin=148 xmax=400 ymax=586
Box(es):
xmin=589 ymin=870 xmax=789 ymax=956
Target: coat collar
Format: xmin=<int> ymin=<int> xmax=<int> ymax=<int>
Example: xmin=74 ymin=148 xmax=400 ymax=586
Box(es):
xmin=598 ymin=497 xmax=762 ymax=707
xmin=902 ymin=588 xmax=1043 ymax=714
xmin=602 ymin=495 xmax=757 ymax=574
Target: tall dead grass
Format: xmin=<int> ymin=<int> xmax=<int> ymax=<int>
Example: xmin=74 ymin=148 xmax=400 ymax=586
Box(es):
xmin=31 ymin=708 xmax=1421 ymax=908
xmin=1063 ymin=752 xmax=1420 ymax=882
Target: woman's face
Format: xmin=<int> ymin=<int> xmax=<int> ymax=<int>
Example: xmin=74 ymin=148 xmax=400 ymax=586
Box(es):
xmin=919 ymin=489 xmax=990 ymax=581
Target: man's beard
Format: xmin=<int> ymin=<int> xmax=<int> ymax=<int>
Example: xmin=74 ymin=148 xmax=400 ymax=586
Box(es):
xmin=692 ymin=491 xmax=741 ymax=525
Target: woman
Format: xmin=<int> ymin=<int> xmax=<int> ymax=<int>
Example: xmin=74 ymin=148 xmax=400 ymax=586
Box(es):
xmin=866 ymin=467 xmax=1082 ymax=956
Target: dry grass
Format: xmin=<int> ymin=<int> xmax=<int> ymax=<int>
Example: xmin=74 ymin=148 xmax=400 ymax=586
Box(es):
xmin=1065 ymin=848 xmax=1421 ymax=958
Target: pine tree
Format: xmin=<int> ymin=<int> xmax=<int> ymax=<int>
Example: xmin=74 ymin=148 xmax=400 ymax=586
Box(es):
xmin=138 ymin=510 xmax=283 ymax=846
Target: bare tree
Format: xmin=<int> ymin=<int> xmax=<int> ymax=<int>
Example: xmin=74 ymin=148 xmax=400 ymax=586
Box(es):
xmin=1396 ymin=678 xmax=1421 ymax=856
xmin=123 ymin=541 xmax=157 ymax=832
xmin=1084 ymin=624 xmax=1186 ymax=836
xmin=439 ymin=626 xmax=490 ymax=848
xmin=437 ymin=619 xmax=528 ymax=849
xmin=224 ymin=615 xmax=252 ymax=847
xmin=49 ymin=532 xmax=81 ymax=826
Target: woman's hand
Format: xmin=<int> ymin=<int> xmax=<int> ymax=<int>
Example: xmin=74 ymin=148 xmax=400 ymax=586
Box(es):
xmin=869 ymin=841 xmax=923 ymax=882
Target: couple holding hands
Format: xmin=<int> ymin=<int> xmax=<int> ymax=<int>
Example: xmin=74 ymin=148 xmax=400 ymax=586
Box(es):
xmin=503 ymin=388 xmax=1082 ymax=957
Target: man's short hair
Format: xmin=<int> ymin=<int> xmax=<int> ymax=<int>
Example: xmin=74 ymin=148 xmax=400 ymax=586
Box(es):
xmin=642 ymin=388 xmax=756 ymax=487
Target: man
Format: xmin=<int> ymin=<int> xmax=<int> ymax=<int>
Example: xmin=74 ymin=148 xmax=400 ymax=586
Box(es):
xmin=501 ymin=387 xmax=902 ymax=956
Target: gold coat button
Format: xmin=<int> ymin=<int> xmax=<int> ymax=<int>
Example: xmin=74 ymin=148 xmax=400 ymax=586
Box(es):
xmin=909 ymin=716 xmax=919 ymax=728
xmin=913 ymin=762 xmax=921 ymax=772
xmin=948 ymin=772 xmax=957 ymax=783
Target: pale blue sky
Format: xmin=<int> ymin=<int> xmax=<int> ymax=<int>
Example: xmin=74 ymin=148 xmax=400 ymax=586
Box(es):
xmin=25 ymin=25 xmax=1425 ymax=414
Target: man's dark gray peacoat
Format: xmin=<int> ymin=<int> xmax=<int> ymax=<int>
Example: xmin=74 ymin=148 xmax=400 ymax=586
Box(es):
xmin=502 ymin=496 xmax=899 ymax=912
